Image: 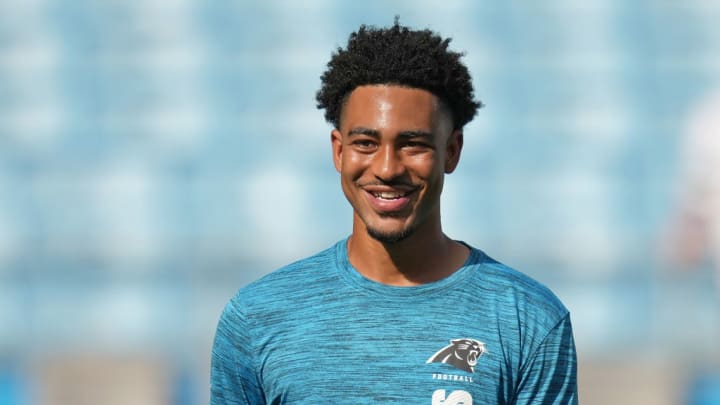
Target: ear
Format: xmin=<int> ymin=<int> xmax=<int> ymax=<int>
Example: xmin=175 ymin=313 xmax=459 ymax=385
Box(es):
xmin=444 ymin=129 xmax=463 ymax=173
xmin=331 ymin=129 xmax=343 ymax=173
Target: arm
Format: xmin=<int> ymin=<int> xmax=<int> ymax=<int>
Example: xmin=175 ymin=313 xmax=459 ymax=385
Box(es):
xmin=210 ymin=299 xmax=265 ymax=405
xmin=514 ymin=314 xmax=578 ymax=404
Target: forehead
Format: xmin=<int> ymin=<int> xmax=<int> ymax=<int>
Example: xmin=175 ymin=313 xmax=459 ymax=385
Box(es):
xmin=340 ymin=85 xmax=449 ymax=131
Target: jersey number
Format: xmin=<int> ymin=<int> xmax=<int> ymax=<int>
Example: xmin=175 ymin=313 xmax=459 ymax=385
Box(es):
xmin=432 ymin=389 xmax=472 ymax=405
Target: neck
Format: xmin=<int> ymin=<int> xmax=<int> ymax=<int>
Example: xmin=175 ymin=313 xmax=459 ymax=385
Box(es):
xmin=347 ymin=217 xmax=469 ymax=286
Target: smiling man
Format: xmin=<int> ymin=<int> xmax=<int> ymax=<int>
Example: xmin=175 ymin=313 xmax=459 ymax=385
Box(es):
xmin=211 ymin=20 xmax=578 ymax=404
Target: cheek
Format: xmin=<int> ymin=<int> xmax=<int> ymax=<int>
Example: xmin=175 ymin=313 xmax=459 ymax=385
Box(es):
xmin=342 ymin=153 xmax=370 ymax=175
xmin=408 ymin=155 xmax=443 ymax=178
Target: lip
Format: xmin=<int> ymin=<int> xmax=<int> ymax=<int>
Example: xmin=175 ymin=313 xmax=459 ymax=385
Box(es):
xmin=363 ymin=187 xmax=418 ymax=213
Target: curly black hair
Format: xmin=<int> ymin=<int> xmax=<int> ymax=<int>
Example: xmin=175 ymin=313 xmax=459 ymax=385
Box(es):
xmin=316 ymin=19 xmax=482 ymax=130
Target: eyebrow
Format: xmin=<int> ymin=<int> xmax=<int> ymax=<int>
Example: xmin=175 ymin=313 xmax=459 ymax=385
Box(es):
xmin=397 ymin=130 xmax=433 ymax=139
xmin=347 ymin=127 xmax=433 ymax=139
xmin=348 ymin=127 xmax=380 ymax=137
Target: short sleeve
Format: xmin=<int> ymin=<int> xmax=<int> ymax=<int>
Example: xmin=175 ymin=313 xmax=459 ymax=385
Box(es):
xmin=210 ymin=299 xmax=265 ymax=405
xmin=514 ymin=313 xmax=578 ymax=404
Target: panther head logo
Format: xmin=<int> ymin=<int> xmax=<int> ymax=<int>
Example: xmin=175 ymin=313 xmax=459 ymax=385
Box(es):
xmin=426 ymin=338 xmax=487 ymax=373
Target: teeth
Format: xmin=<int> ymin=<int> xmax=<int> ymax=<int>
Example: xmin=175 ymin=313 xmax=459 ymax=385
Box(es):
xmin=373 ymin=191 xmax=405 ymax=199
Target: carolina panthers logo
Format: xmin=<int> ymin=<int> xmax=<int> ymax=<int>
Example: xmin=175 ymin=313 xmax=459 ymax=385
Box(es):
xmin=426 ymin=338 xmax=487 ymax=373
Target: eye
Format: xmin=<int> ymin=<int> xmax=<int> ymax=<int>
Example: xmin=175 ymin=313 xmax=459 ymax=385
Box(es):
xmin=402 ymin=140 xmax=433 ymax=151
xmin=351 ymin=138 xmax=377 ymax=151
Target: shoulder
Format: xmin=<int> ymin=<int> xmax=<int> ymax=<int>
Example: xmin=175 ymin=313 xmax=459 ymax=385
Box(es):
xmin=227 ymin=241 xmax=342 ymax=312
xmin=467 ymin=247 xmax=570 ymax=325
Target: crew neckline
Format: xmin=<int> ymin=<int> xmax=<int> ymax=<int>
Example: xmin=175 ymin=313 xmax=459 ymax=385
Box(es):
xmin=334 ymin=237 xmax=484 ymax=297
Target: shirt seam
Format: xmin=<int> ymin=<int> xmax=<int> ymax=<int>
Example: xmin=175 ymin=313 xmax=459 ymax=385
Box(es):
xmin=335 ymin=239 xmax=485 ymax=298
xmin=230 ymin=298 xmax=262 ymax=404
xmin=513 ymin=311 xmax=572 ymax=400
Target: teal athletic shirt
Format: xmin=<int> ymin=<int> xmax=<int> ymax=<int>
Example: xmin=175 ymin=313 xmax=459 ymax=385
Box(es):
xmin=211 ymin=239 xmax=578 ymax=404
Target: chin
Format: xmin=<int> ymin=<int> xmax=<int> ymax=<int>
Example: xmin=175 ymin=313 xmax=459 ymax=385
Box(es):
xmin=366 ymin=226 xmax=415 ymax=244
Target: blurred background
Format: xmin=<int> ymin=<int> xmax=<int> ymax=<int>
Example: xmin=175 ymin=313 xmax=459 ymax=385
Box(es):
xmin=1 ymin=0 xmax=720 ymax=404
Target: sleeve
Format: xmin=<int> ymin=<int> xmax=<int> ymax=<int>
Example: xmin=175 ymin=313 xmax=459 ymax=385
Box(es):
xmin=514 ymin=313 xmax=578 ymax=405
xmin=210 ymin=299 xmax=265 ymax=405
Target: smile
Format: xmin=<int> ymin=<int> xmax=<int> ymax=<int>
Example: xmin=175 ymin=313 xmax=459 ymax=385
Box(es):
xmin=363 ymin=187 xmax=418 ymax=213
xmin=371 ymin=191 xmax=412 ymax=200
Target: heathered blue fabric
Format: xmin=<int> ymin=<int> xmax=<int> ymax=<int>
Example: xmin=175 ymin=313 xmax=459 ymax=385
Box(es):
xmin=210 ymin=239 xmax=578 ymax=404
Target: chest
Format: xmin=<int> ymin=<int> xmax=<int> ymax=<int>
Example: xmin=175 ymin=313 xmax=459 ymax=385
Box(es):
xmin=254 ymin=299 xmax=519 ymax=404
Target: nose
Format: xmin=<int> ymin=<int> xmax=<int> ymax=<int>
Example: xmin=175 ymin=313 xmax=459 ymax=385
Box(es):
xmin=371 ymin=144 xmax=405 ymax=181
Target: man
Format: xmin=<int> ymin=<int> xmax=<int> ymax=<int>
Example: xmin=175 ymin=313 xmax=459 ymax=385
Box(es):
xmin=211 ymin=20 xmax=578 ymax=404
